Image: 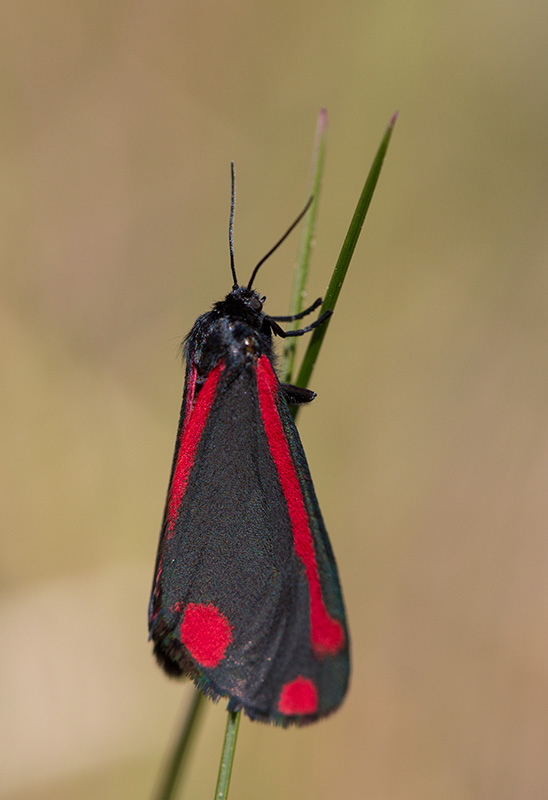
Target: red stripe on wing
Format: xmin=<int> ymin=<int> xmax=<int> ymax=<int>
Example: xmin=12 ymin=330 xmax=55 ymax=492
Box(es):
xmin=165 ymin=361 xmax=224 ymax=538
xmin=256 ymin=356 xmax=345 ymax=657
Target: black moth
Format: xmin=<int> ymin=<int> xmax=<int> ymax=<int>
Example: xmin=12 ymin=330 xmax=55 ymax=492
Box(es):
xmin=149 ymin=166 xmax=349 ymax=725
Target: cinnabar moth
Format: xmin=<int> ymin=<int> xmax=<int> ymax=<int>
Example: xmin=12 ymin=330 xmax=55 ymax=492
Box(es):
xmin=148 ymin=167 xmax=350 ymax=725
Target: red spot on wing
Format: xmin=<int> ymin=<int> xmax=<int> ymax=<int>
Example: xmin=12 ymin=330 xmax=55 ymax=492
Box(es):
xmin=180 ymin=602 xmax=233 ymax=668
xmin=257 ymin=356 xmax=345 ymax=657
xmin=278 ymin=676 xmax=319 ymax=715
xmin=165 ymin=361 xmax=224 ymax=538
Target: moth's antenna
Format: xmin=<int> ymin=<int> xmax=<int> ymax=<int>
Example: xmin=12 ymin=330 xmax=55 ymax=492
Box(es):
xmin=247 ymin=196 xmax=313 ymax=291
xmin=229 ymin=162 xmax=238 ymax=288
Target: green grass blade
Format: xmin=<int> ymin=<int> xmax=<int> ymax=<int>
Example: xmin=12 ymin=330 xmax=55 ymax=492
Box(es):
xmin=282 ymin=108 xmax=328 ymax=383
xmin=214 ymin=710 xmax=241 ymax=800
xmin=293 ymin=112 xmax=398 ymax=404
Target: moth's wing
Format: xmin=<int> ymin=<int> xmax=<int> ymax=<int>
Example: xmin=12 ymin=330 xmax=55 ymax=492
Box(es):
xmin=149 ymin=359 xmax=349 ymax=725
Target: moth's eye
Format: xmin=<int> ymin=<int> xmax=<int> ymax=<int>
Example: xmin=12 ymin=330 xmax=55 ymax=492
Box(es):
xmin=249 ymin=296 xmax=263 ymax=312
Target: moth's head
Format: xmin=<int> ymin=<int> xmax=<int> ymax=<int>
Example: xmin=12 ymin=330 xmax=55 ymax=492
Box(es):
xmin=215 ymin=286 xmax=266 ymax=324
xmin=225 ymin=285 xmax=265 ymax=314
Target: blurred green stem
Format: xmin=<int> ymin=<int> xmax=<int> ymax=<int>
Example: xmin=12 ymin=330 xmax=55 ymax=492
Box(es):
xmin=283 ymin=108 xmax=328 ymax=383
xmin=153 ymin=689 xmax=204 ymax=800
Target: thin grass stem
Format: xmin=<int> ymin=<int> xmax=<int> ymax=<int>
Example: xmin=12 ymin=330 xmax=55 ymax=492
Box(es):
xmin=214 ymin=710 xmax=241 ymax=800
xmin=152 ymin=689 xmax=205 ymax=800
xmin=283 ymin=108 xmax=329 ymax=383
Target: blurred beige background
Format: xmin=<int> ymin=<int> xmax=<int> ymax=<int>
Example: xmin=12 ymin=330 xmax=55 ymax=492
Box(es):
xmin=2 ymin=2 xmax=548 ymax=799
